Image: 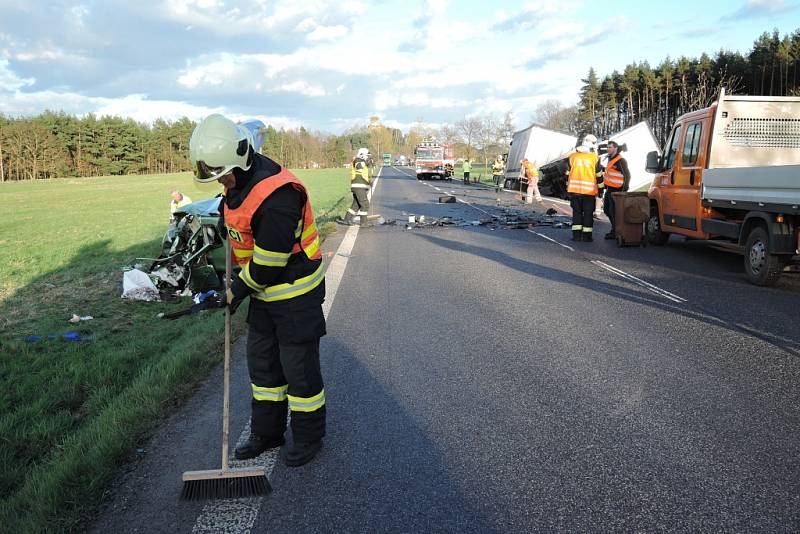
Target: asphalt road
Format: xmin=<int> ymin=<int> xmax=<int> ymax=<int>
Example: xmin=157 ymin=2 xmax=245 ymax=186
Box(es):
xmin=92 ymin=166 xmax=800 ymax=533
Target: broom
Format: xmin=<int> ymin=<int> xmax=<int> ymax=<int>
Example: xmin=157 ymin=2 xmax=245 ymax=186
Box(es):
xmin=180 ymin=238 xmax=272 ymax=500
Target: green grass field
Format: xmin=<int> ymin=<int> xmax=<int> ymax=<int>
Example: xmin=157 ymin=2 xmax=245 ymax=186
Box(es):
xmin=0 ymin=169 xmax=350 ymax=533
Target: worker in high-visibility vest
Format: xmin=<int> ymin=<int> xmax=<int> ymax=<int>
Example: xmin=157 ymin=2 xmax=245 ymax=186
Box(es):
xmin=602 ymin=140 xmax=631 ymax=239
xmin=566 ymin=134 xmax=604 ymax=242
xmin=492 ymin=155 xmax=505 ymax=192
xmin=462 ymin=159 xmax=472 ymax=184
xmin=189 ymin=113 xmax=327 ymax=467
xmin=342 ymin=147 xmax=371 ymax=225
xmin=521 ymin=158 xmax=542 ymax=203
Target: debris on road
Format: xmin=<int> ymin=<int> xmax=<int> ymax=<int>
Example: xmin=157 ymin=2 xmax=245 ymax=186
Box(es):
xmin=438 ymin=195 xmax=456 ymax=203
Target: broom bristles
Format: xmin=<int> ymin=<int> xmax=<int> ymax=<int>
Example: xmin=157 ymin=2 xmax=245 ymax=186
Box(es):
xmin=180 ymin=474 xmax=271 ymax=501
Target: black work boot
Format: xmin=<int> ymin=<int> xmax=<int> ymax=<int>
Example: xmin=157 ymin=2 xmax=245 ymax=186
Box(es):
xmin=583 ymin=232 xmax=593 ymax=242
xmin=281 ymin=440 xmax=323 ymax=467
xmin=234 ymin=434 xmax=285 ymax=460
xmin=572 ymin=230 xmax=582 ymax=242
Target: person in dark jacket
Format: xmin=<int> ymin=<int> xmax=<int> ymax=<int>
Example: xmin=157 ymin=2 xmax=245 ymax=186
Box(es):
xmin=189 ymin=114 xmax=327 ymax=467
xmin=601 ymin=141 xmax=631 ymax=239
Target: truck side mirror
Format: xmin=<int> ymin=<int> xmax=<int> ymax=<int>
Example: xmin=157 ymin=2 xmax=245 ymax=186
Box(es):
xmin=645 ymin=151 xmax=660 ymax=173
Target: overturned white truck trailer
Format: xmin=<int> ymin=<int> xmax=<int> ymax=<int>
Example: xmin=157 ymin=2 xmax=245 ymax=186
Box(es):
xmin=503 ymin=124 xmax=577 ymax=191
xmin=538 ymin=121 xmax=660 ymax=198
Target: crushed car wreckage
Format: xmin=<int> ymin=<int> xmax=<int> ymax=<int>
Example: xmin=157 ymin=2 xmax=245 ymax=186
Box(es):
xmin=129 ymin=196 xmax=229 ymax=299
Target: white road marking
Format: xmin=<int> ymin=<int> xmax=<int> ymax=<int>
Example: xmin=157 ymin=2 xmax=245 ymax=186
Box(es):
xmin=321 ymin=224 xmax=359 ymax=319
xmin=527 ymin=230 xmax=575 ymax=252
xmin=192 ymin=167 xmax=381 ymax=534
xmin=591 ymin=260 xmax=687 ymax=303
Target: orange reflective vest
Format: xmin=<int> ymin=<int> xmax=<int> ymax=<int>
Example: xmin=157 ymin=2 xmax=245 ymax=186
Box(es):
xmin=567 ymin=151 xmax=600 ymax=196
xmin=522 ymin=160 xmax=538 ymax=179
xmin=224 ymin=169 xmax=323 ymax=302
xmin=604 ymin=155 xmax=625 ymax=189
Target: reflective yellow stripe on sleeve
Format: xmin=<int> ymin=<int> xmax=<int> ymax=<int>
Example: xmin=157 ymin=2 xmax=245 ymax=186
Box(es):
xmin=252 ymin=383 xmax=288 ymax=401
xmin=301 ymin=222 xmax=317 ymax=241
xmin=252 ymin=244 xmax=291 ymax=267
xmin=287 ymin=389 xmax=325 ymax=412
xmin=233 ymin=248 xmax=254 ymax=259
xmin=239 ymin=262 xmax=268 ymax=291
xmin=303 ymin=237 xmax=320 ymax=259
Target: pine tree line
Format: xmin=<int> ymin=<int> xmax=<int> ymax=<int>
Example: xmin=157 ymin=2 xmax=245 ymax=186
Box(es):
xmin=0 ymin=112 xmax=196 ymax=181
xmin=575 ymin=28 xmax=800 ymax=145
xmin=0 ymin=111 xmax=427 ymax=181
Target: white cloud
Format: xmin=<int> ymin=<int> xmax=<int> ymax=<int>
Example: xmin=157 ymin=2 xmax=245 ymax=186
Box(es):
xmin=373 ymin=89 xmax=466 ymax=111
xmin=15 ymin=49 xmax=65 ymax=62
xmin=0 ymin=59 xmax=35 ymax=91
xmin=0 ymin=90 xmax=222 ymax=122
xmin=161 ymin=0 xmax=364 ymax=38
xmin=276 ymin=80 xmax=326 ymax=97
xmin=722 ymin=0 xmax=797 ymax=20
xmin=307 ymin=24 xmax=349 ymax=42
xmin=490 ymin=1 xmax=574 ymax=32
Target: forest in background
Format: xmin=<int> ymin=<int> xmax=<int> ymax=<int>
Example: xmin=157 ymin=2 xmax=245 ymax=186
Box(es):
xmin=1 ymin=28 xmax=797 ymax=181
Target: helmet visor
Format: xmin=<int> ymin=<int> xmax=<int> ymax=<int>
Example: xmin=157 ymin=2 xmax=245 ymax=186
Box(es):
xmin=194 ymin=160 xmax=227 ymax=183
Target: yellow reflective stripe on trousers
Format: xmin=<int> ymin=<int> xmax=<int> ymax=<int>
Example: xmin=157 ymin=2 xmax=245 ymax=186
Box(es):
xmin=252 ymin=244 xmax=290 ymax=267
xmin=582 ymin=227 xmax=593 ymax=233
xmin=572 ymin=225 xmax=583 ymax=230
xmin=253 ymin=262 xmax=325 ymax=302
xmin=252 ymin=383 xmax=288 ymax=401
xmin=287 ymin=389 xmax=325 ymax=412
xmin=240 ymin=262 xmax=268 ymax=291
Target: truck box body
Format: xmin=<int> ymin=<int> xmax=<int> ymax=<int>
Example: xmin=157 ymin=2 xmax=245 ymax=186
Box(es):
xmin=505 ymin=125 xmax=577 ymax=181
xmin=536 ymin=121 xmax=659 ymax=198
xmin=602 ymin=121 xmax=661 ymax=192
xmin=703 ymin=165 xmax=800 ymax=211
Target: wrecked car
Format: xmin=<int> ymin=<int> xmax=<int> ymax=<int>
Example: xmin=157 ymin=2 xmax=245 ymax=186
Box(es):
xmin=142 ymin=196 xmax=229 ymax=294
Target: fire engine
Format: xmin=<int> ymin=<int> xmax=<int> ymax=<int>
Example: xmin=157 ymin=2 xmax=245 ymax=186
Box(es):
xmin=414 ymin=140 xmax=454 ymax=180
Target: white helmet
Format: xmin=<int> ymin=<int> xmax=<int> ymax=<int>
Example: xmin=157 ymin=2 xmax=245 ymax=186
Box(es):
xmin=582 ymin=134 xmax=598 ymax=147
xmin=356 ymin=147 xmax=369 ymax=159
xmin=189 ymin=114 xmax=254 ymax=183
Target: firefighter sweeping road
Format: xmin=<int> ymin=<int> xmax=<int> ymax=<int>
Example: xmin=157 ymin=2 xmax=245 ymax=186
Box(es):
xmin=93 ymin=166 xmax=800 ymax=533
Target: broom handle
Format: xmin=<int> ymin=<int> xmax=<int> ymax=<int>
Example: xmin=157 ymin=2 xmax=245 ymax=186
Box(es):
xmin=222 ymin=238 xmax=232 ymax=471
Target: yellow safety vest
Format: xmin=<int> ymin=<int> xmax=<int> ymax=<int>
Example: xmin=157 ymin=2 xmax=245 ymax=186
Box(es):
xmin=567 ymin=152 xmax=600 ymax=196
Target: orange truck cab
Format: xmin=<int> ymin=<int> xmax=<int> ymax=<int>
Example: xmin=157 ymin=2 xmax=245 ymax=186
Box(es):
xmin=646 ymin=88 xmax=800 ymax=286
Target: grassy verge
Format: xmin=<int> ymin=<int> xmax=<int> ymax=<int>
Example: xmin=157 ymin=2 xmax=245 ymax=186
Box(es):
xmin=0 ymin=168 xmax=349 ymax=533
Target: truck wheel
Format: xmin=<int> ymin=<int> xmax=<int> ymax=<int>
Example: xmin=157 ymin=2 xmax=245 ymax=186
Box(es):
xmin=646 ymin=209 xmax=669 ymax=245
xmin=744 ymin=226 xmax=785 ymax=286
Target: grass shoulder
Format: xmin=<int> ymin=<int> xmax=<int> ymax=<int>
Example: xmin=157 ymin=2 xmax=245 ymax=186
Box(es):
xmin=0 ymin=168 xmax=349 ymax=533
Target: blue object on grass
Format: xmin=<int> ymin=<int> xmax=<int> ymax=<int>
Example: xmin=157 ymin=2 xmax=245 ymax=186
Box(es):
xmin=23 ymin=332 xmax=94 ymax=342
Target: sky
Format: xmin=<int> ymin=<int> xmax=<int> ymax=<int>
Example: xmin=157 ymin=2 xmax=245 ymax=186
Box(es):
xmin=0 ymin=0 xmax=799 ymax=133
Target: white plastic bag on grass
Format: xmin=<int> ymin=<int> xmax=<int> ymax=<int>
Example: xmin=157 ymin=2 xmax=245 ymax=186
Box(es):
xmin=121 ymin=269 xmax=160 ymax=301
